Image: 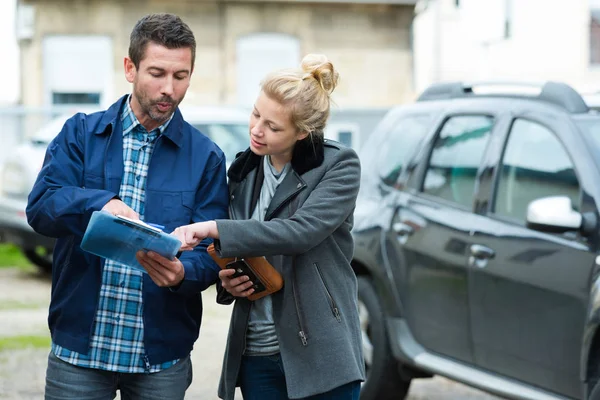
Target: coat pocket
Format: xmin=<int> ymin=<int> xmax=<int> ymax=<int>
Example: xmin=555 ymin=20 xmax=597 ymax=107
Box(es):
xmin=144 ymin=190 xmax=195 ymax=229
xmin=313 ymin=262 xmax=342 ymax=322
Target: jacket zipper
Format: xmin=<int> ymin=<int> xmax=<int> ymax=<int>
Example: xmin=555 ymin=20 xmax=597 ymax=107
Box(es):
xmin=314 ymin=263 xmax=341 ymax=322
xmin=292 ymin=258 xmax=308 ymax=346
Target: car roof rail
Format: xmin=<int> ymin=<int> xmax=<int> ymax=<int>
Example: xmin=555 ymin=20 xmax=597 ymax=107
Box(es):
xmin=416 ymin=81 xmax=590 ymax=113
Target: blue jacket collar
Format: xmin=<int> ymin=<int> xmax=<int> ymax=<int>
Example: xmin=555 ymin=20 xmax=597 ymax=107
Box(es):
xmin=93 ymin=94 xmax=184 ymax=147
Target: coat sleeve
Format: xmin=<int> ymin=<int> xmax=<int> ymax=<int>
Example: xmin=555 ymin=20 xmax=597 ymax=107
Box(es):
xmin=26 ymin=114 xmax=118 ymax=239
xmin=215 ymin=147 xmax=361 ymax=258
xmin=172 ymin=152 xmax=230 ymax=296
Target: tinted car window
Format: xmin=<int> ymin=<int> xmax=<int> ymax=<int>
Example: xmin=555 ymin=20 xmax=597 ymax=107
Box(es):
xmin=193 ymin=124 xmax=249 ymax=165
xmin=494 ymin=119 xmax=579 ymax=221
xmin=360 ymin=113 xmax=433 ymax=188
xmin=422 ymin=115 xmax=493 ymax=208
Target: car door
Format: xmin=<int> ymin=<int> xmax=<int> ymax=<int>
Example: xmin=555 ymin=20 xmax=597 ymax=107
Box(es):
xmin=469 ymin=116 xmax=596 ymax=398
xmin=392 ymin=114 xmax=495 ymax=364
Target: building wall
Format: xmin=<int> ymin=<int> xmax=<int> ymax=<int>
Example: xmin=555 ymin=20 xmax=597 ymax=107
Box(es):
xmin=413 ymin=0 xmax=593 ymax=94
xmin=19 ymin=0 xmax=416 ymax=108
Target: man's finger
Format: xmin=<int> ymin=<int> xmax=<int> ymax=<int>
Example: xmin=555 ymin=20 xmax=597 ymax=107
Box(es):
xmin=137 ymin=252 xmax=169 ymax=281
xmin=146 ymin=251 xmax=175 ymax=268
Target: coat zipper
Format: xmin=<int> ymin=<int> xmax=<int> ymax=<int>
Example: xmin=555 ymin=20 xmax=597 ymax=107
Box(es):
xmin=292 ymin=257 xmax=308 ymax=346
xmin=314 ymin=263 xmax=341 ymax=322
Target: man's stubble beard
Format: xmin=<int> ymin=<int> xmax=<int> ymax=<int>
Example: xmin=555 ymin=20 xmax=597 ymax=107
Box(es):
xmin=134 ymin=87 xmax=179 ymax=125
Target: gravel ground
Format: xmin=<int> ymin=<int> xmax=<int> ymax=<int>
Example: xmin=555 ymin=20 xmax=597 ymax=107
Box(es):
xmin=0 ymin=267 xmax=502 ymax=400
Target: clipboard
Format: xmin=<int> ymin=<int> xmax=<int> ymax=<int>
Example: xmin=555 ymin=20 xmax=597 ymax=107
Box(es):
xmin=81 ymin=211 xmax=182 ymax=272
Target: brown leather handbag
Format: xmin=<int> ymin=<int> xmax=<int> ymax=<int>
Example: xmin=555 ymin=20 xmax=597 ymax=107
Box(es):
xmin=207 ymin=243 xmax=283 ymax=301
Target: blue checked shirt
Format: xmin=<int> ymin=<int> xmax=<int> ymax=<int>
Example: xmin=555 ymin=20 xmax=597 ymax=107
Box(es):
xmin=52 ymin=96 xmax=178 ymax=373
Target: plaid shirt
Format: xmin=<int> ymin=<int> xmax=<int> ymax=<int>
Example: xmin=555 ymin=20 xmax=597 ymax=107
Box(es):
xmin=52 ymin=96 xmax=178 ymax=373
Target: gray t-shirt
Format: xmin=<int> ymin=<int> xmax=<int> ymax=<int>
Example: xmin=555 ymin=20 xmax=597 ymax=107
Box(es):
xmin=244 ymin=156 xmax=291 ymax=356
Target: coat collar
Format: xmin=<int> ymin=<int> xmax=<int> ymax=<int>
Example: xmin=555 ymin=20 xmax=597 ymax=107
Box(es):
xmin=93 ymin=94 xmax=185 ymax=148
xmin=228 ymin=135 xmax=325 ymax=182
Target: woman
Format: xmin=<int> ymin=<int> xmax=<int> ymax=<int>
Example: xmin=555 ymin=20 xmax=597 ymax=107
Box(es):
xmin=173 ymin=54 xmax=364 ymax=399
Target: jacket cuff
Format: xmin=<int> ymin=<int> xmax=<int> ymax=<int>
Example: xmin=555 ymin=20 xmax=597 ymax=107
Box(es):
xmin=216 ymin=279 xmax=235 ymax=305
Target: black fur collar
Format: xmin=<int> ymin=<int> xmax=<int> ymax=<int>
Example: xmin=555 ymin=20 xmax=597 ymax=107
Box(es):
xmin=227 ymin=135 xmax=325 ymax=182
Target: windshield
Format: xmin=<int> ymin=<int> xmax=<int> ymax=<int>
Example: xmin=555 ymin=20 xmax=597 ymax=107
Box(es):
xmin=193 ymin=123 xmax=249 ymax=165
xmin=359 ymin=111 xmax=434 ymax=190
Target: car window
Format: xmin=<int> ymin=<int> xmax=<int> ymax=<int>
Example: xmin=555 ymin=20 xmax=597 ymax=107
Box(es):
xmin=193 ymin=123 xmax=249 ymax=165
xmin=422 ymin=115 xmax=494 ymax=208
xmin=494 ymin=119 xmax=580 ymax=221
xmin=360 ymin=113 xmax=433 ymax=188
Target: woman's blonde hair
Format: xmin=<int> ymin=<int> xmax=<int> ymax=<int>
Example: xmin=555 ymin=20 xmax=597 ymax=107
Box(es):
xmin=260 ymin=54 xmax=339 ymax=140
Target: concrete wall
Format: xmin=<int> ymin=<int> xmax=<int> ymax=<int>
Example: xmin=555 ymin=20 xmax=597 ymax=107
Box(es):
xmin=413 ymin=0 xmax=596 ymax=95
xmin=19 ymin=0 xmax=416 ymax=107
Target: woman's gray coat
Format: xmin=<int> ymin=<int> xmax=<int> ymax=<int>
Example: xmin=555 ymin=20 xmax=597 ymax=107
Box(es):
xmin=215 ymin=137 xmax=365 ymax=399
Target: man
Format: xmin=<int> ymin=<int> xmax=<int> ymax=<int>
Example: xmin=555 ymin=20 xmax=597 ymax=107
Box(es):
xmin=26 ymin=13 xmax=229 ymax=400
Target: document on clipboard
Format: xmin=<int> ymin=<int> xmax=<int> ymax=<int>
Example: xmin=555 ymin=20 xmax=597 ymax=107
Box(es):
xmin=81 ymin=211 xmax=182 ymax=272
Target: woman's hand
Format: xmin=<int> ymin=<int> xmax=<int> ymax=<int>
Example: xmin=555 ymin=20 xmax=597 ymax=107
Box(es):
xmin=171 ymin=221 xmax=218 ymax=251
xmin=219 ymin=269 xmax=255 ymax=298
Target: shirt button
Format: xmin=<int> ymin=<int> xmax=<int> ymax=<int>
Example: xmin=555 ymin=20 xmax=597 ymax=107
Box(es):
xmin=136 ymin=175 xmax=141 ymax=181
xmin=115 ymin=316 xmax=120 ymax=322
xmin=231 ymin=195 xmax=235 ymax=200
xmin=120 ymin=282 xmax=125 ymax=287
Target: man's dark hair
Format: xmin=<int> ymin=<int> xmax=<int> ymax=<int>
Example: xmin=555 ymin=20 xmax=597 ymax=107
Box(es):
xmin=129 ymin=13 xmax=196 ymax=70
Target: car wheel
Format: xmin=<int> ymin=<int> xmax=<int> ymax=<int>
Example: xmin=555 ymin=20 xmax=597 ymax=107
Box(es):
xmin=24 ymin=247 xmax=52 ymax=273
xmin=357 ymin=276 xmax=411 ymax=400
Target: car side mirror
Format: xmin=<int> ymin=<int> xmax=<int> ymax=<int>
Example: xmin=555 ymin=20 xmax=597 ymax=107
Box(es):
xmin=526 ymin=196 xmax=583 ymax=233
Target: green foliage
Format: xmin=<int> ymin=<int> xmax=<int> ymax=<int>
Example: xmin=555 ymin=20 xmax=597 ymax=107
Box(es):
xmin=0 ymin=335 xmax=50 ymax=351
xmin=0 ymin=244 xmax=32 ymax=270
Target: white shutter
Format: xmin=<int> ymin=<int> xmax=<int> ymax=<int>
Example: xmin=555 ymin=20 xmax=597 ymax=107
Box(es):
xmin=236 ymin=34 xmax=300 ymax=107
xmin=43 ymin=35 xmax=113 ymax=107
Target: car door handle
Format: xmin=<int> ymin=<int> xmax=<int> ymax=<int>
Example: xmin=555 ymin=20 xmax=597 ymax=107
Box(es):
xmin=393 ymin=222 xmax=414 ymax=236
xmin=469 ymin=244 xmax=495 ymax=259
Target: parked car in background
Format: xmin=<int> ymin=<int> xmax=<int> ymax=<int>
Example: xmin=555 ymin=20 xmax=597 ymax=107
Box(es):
xmin=0 ymin=106 xmax=250 ymax=272
xmin=353 ymin=81 xmax=600 ymax=400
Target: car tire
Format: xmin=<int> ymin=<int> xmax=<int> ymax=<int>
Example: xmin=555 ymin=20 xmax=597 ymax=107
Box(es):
xmin=358 ymin=276 xmax=411 ymax=400
xmin=24 ymin=248 xmax=52 ymax=273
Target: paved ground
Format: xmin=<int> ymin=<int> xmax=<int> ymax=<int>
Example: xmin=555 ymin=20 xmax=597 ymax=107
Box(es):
xmin=0 ymin=267 xmax=502 ymax=399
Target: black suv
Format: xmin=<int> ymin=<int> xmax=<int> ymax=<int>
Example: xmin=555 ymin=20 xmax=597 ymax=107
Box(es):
xmin=352 ymin=82 xmax=600 ymax=400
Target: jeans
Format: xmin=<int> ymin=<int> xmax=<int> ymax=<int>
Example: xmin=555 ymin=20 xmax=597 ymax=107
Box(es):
xmin=239 ymin=354 xmax=360 ymax=400
xmin=44 ymin=351 xmax=192 ymax=400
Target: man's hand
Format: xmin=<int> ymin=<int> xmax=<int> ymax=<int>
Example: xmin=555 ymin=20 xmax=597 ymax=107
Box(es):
xmin=136 ymin=251 xmax=185 ymax=288
xmin=219 ymin=268 xmax=255 ymax=298
xmin=102 ymin=199 xmax=139 ymax=220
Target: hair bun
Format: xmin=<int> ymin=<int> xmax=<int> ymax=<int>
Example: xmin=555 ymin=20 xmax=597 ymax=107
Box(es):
xmin=301 ymin=54 xmax=339 ymax=95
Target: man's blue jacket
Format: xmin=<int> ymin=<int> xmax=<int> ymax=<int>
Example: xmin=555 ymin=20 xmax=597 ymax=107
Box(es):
xmin=26 ymin=95 xmax=230 ymax=364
